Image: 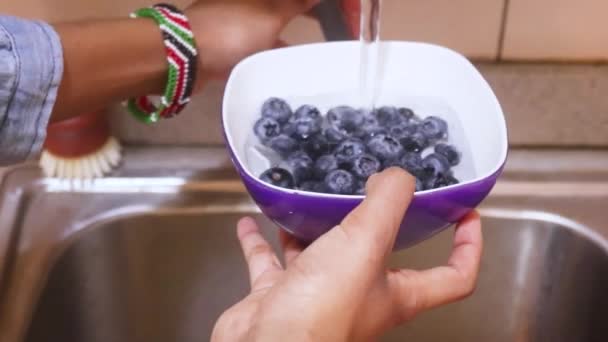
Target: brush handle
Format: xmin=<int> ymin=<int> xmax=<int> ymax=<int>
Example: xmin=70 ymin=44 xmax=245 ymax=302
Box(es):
xmin=44 ymin=112 xmax=111 ymax=157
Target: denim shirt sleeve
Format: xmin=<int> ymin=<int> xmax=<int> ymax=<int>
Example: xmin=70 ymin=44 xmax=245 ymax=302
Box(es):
xmin=0 ymin=16 xmax=63 ymax=166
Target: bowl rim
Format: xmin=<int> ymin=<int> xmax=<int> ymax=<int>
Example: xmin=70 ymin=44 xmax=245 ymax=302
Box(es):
xmin=222 ymin=40 xmax=509 ymax=199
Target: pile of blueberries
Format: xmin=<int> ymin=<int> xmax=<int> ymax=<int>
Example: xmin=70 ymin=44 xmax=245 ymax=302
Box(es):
xmin=253 ymin=97 xmax=461 ymax=195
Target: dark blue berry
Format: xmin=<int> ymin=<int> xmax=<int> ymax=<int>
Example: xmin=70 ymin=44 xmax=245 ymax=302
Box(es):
xmin=324 ymin=126 xmax=348 ymax=144
xmin=290 ymin=117 xmax=322 ymax=141
xmin=351 ymin=154 xmax=381 ymax=180
xmin=303 ymin=133 xmax=332 ymax=158
xmin=398 ymin=152 xmax=424 ymax=177
xmin=313 ymin=154 xmax=339 ymax=179
xmin=375 ymin=106 xmax=407 ymax=127
xmin=260 ymin=167 xmax=295 ymax=189
xmin=420 ymin=116 xmax=448 ymax=142
xmin=355 ymin=180 xmax=366 ymax=195
xmin=299 ymin=181 xmax=326 ymax=193
xmin=294 ymin=105 xmax=322 ymax=121
xmin=367 ymin=134 xmax=404 ymax=161
xmin=284 ymin=151 xmax=314 ymax=182
xmin=254 ymin=117 xmax=281 ymax=143
xmin=327 ymin=106 xmax=364 ymax=134
xmin=434 ymin=143 xmax=461 ymax=166
xmin=357 ymin=113 xmax=386 ymax=140
xmin=397 ymin=107 xmax=417 ymax=122
xmin=388 ymin=124 xmax=417 ymax=142
xmin=324 ymin=169 xmax=356 ymax=195
xmin=261 ymin=97 xmax=292 ymax=124
xmin=421 ymin=153 xmax=451 ymax=179
xmin=415 ymin=178 xmax=424 ymax=192
xmin=268 ymin=135 xmax=298 ymax=157
xmin=400 ymin=131 xmax=429 ymax=153
xmin=334 ymin=139 xmax=367 ymax=166
xmin=424 ymin=174 xmax=459 ymax=190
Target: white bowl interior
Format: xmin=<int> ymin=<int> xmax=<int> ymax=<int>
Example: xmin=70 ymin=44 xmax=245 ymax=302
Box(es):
xmin=223 ymin=41 xmax=508 ymax=192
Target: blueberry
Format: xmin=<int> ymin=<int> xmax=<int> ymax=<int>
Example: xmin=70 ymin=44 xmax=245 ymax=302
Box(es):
xmin=388 ymin=124 xmax=417 ymax=142
xmin=398 ymin=107 xmax=417 ymax=122
xmin=303 ymin=133 xmax=332 ymax=158
xmin=434 ymin=143 xmax=461 ymax=166
xmin=415 ymin=178 xmax=424 ymax=192
xmin=355 ymin=180 xmax=366 ymax=195
xmin=420 ymin=116 xmax=448 ymax=142
xmin=284 ymin=151 xmax=314 ymax=182
xmin=294 ymin=105 xmax=322 ymax=121
xmin=357 ymin=115 xmax=386 ymax=141
xmin=334 ymin=139 xmax=367 ymax=166
xmin=350 ymin=154 xmax=381 ymax=180
xmin=268 ymin=134 xmax=298 ymax=157
xmin=398 ymin=152 xmax=424 ymax=177
xmin=327 ymin=106 xmax=364 ymax=134
xmin=254 ymin=117 xmax=281 ymax=143
xmin=299 ymin=181 xmax=326 ymax=193
xmin=367 ymin=134 xmax=404 ymax=161
xmin=313 ymin=154 xmax=339 ymax=179
xmin=400 ymin=131 xmax=429 ymax=153
xmin=375 ymin=106 xmax=406 ymax=127
xmin=260 ymin=167 xmax=295 ymax=189
xmin=324 ymin=126 xmax=348 ymax=144
xmin=424 ymin=174 xmax=459 ymax=190
xmin=261 ymin=97 xmax=292 ymax=124
xmin=421 ymin=153 xmax=451 ymax=179
xmin=290 ymin=117 xmax=322 ymax=141
xmin=324 ymin=169 xmax=356 ymax=195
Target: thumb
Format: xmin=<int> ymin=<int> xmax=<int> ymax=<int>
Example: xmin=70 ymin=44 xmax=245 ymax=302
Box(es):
xmin=340 ymin=168 xmax=415 ymax=257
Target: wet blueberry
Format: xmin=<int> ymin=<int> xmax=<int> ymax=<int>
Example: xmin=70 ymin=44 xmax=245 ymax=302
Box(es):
xmin=290 ymin=117 xmax=322 ymax=141
xmin=324 ymin=169 xmax=356 ymax=195
xmin=294 ymin=105 xmax=322 ymax=121
xmin=355 ymin=180 xmax=366 ymax=195
xmin=334 ymin=139 xmax=367 ymax=166
xmin=398 ymin=107 xmax=417 ymax=123
xmin=398 ymin=152 xmax=424 ymax=177
xmin=260 ymin=167 xmax=295 ymax=189
xmin=434 ymin=143 xmax=461 ymax=166
xmin=420 ymin=116 xmax=448 ymax=142
xmin=261 ymin=97 xmax=292 ymax=124
xmin=400 ymin=131 xmax=429 ymax=153
xmin=327 ymin=106 xmax=364 ymax=134
xmin=350 ymin=154 xmax=381 ymax=180
xmin=415 ymin=178 xmax=424 ymax=192
xmin=313 ymin=154 xmax=339 ymax=179
xmin=367 ymin=134 xmax=404 ymax=161
xmin=268 ymin=134 xmax=298 ymax=157
xmin=324 ymin=126 xmax=348 ymax=144
xmin=254 ymin=117 xmax=281 ymax=143
xmin=303 ymin=133 xmax=332 ymax=158
xmin=424 ymin=174 xmax=459 ymax=190
xmin=421 ymin=153 xmax=451 ymax=179
xmin=375 ymin=106 xmax=406 ymax=127
xmin=389 ymin=124 xmax=417 ymax=142
xmin=284 ymin=151 xmax=314 ymax=182
xmin=299 ymin=180 xmax=326 ymax=193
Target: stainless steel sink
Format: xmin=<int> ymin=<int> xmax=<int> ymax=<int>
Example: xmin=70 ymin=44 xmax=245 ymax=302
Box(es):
xmin=1 ymin=147 xmax=608 ymax=342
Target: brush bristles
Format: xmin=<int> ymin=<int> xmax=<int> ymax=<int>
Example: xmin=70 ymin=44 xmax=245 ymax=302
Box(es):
xmin=40 ymin=137 xmax=122 ymax=179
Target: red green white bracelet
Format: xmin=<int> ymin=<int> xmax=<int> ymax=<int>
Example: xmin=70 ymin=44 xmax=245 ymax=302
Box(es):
xmin=127 ymin=3 xmax=198 ymax=124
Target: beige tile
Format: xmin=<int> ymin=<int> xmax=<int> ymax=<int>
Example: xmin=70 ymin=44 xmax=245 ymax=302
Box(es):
xmin=0 ymin=0 xmax=193 ymax=21
xmin=503 ymin=0 xmax=608 ymax=60
xmin=380 ymin=0 xmax=504 ymax=59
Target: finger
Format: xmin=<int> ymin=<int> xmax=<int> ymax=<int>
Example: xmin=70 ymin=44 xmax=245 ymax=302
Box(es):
xmin=279 ymin=229 xmax=304 ymax=266
xmin=340 ymin=168 xmax=416 ymax=254
xmin=388 ymin=211 xmax=483 ymax=315
xmin=237 ymin=217 xmax=283 ymax=290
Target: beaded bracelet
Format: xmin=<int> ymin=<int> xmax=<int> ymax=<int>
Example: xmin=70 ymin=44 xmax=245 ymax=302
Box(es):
xmin=127 ymin=3 xmax=198 ymax=124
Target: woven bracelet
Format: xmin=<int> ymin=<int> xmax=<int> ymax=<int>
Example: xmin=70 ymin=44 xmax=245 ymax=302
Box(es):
xmin=127 ymin=3 xmax=198 ymax=124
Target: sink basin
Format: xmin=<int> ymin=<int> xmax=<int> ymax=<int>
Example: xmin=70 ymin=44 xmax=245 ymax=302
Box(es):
xmin=1 ymin=147 xmax=608 ymax=342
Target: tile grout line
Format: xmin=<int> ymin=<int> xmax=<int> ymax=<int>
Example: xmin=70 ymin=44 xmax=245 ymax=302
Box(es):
xmin=496 ymin=0 xmax=511 ymax=61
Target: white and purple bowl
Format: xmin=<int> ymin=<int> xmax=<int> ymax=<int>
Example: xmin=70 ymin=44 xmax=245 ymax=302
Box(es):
xmin=222 ymin=41 xmax=508 ymax=250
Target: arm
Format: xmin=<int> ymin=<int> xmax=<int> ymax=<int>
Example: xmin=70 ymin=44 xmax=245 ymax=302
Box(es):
xmin=52 ymin=0 xmax=321 ymax=123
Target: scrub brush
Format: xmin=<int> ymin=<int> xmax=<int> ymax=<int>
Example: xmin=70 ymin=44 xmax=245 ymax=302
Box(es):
xmin=39 ymin=111 xmax=122 ymax=179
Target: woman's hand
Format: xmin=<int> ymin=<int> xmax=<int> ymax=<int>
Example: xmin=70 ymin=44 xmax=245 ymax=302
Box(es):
xmin=186 ymin=0 xmax=320 ymax=82
xmin=212 ymin=168 xmax=483 ymax=342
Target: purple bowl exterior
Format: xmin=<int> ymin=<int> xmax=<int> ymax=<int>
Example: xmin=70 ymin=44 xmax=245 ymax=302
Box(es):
xmin=231 ymin=151 xmax=504 ymax=250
